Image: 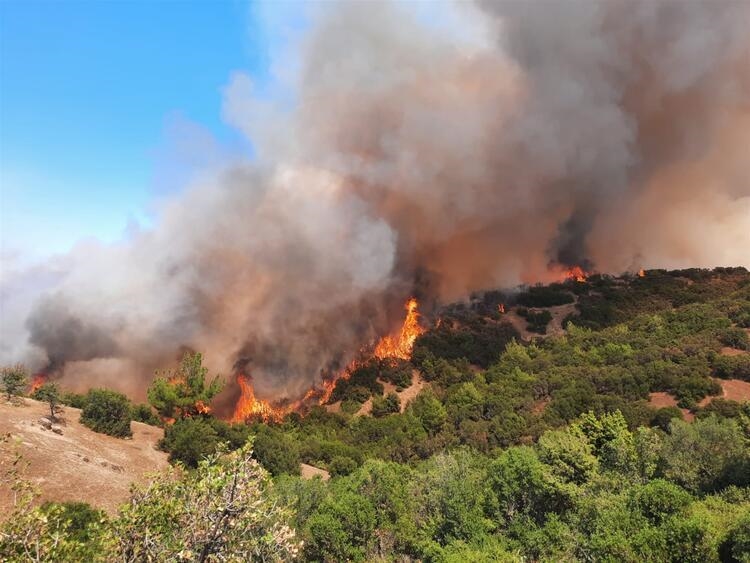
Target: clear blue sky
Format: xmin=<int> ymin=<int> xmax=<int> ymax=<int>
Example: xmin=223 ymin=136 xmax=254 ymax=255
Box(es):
xmin=1 ymin=0 xmax=279 ymax=259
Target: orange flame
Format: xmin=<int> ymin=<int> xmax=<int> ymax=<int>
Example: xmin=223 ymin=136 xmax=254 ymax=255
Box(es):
xmin=638 ymin=269 xmax=645 ymax=278
xmin=232 ymin=373 xmax=287 ymax=423
xmin=317 ymin=297 xmax=425 ymax=405
xmin=195 ymin=400 xmax=211 ymax=415
xmin=498 ymin=303 xmax=505 ymax=314
xmin=29 ymin=373 xmax=47 ymax=393
xmin=566 ymin=266 xmax=588 ymax=282
xmin=374 ymin=298 xmax=425 ymax=360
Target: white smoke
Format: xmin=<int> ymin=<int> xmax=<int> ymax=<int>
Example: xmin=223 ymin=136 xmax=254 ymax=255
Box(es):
xmin=2 ymin=0 xmax=749 ymax=401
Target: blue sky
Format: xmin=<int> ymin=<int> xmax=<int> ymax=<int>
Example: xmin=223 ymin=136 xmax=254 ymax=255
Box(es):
xmin=0 ymin=0 xmax=286 ymax=259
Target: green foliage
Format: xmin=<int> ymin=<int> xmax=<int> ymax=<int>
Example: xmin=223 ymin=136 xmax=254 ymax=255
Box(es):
xmin=1 ymin=364 xmax=28 ymax=401
xmin=328 ymin=359 xmax=384 ymax=403
xmin=629 ymin=480 xmax=692 ymax=524
xmin=713 ymin=355 xmax=750 ymax=381
xmin=371 ymin=392 xmax=400 ymax=418
xmin=130 ymin=402 xmax=160 ymax=425
xmin=39 ymin=501 xmax=106 ymax=546
xmin=408 ymin=389 xmax=447 ymax=435
xmin=718 ymin=326 xmax=750 ymax=350
xmin=253 ymin=426 xmax=300 ymax=476
xmin=111 ymin=443 xmax=300 ymax=561
xmin=147 ymin=352 xmax=223 ymax=421
xmin=524 ymin=309 xmax=553 ymax=334
xmin=4 ymin=268 xmax=750 ymax=561
xmin=413 ymin=316 xmax=520 ymax=368
xmin=32 ymin=382 xmax=62 ymax=419
xmin=61 ymin=391 xmax=88 ymax=409
xmin=80 ymin=388 xmax=133 ymax=438
xmin=160 ymin=418 xmax=220 ymax=467
xmin=660 ymin=417 xmax=750 ymax=493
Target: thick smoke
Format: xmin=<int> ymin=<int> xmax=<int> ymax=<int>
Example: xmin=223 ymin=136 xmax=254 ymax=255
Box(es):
xmin=3 ymin=0 xmax=749 ymax=401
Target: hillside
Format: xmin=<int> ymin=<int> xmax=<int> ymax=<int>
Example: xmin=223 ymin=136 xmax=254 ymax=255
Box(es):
xmin=0 ymin=398 xmax=168 ymax=517
xmin=2 ymin=267 xmax=749 ymax=561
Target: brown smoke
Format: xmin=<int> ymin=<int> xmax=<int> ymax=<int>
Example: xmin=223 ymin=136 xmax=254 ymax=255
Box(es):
xmin=3 ymin=0 xmax=749 ymax=401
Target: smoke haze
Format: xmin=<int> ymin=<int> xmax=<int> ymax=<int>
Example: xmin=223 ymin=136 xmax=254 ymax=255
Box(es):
xmin=3 ymin=0 xmax=749 ymax=401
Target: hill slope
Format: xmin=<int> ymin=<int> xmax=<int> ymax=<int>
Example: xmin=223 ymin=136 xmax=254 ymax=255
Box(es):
xmin=0 ymin=398 xmax=168 ymax=517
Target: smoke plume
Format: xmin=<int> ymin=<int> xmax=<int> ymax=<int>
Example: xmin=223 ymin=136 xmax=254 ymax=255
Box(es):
xmin=3 ymin=0 xmax=749 ymax=401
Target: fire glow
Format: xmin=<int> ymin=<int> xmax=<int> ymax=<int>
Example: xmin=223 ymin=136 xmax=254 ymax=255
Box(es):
xmin=566 ymin=266 xmax=589 ymax=283
xmin=231 ymin=297 xmax=425 ymax=421
xmin=29 ymin=373 xmax=47 ymax=393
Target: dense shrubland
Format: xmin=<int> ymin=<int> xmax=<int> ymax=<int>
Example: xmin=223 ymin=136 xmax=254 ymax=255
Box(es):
xmin=2 ymin=267 xmax=749 ymax=561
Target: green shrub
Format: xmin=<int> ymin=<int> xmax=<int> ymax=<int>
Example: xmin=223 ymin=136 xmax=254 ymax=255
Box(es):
xmin=371 ymin=393 xmax=400 ymax=418
xmin=1 ymin=364 xmax=28 ymax=401
xmin=80 ymin=389 xmax=133 ymax=438
xmin=130 ymin=403 xmax=160 ymax=426
xmin=61 ymin=392 xmax=88 ymax=409
xmin=160 ymin=418 xmax=220 ymax=467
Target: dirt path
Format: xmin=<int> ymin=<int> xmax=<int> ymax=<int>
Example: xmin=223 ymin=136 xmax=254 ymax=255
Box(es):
xmin=0 ymin=398 xmax=168 ymax=517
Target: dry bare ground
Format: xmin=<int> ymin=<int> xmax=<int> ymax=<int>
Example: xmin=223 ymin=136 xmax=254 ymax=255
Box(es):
xmin=300 ymin=463 xmax=330 ymax=481
xmin=0 ymin=398 xmax=168 ymax=518
xmin=648 ymin=378 xmax=750 ymax=423
xmin=721 ymin=346 xmax=748 ymax=357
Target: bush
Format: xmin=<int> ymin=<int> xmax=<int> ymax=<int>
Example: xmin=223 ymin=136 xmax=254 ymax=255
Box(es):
xmin=713 ymin=355 xmax=750 ymax=381
xmin=39 ymin=501 xmax=105 ymax=545
xmin=130 ymin=403 xmax=160 ymax=426
xmin=80 ymin=389 xmax=133 ymax=438
xmin=718 ymin=327 xmax=750 ymax=350
xmin=525 ymin=310 xmax=553 ymax=334
xmin=254 ymin=427 xmax=300 ymax=476
xmin=650 ymin=407 xmax=684 ymax=432
xmin=61 ymin=392 xmax=88 ymax=409
xmin=371 ymin=393 xmax=401 ymax=418
xmin=160 ymin=418 xmax=220 ymax=467
xmin=1 ymin=364 xmax=28 ymax=401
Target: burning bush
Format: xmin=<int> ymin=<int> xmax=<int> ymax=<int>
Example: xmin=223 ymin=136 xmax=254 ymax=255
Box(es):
xmin=147 ymin=352 xmax=222 ymax=422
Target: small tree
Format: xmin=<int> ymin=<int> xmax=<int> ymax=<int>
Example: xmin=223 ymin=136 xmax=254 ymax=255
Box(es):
xmin=33 ymin=383 xmax=61 ymax=420
xmin=147 ymin=352 xmax=223 ymax=421
xmin=110 ymin=442 xmax=300 ymax=561
xmin=1 ymin=364 xmax=28 ymax=401
xmin=80 ymin=389 xmax=133 ymax=438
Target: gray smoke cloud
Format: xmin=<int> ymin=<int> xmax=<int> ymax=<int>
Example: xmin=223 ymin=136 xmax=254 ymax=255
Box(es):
xmin=3 ymin=0 xmax=749 ymax=401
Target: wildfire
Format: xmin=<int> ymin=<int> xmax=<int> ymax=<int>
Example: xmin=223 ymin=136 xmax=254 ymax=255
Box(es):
xmin=195 ymin=400 xmax=212 ymax=415
xmin=566 ymin=265 xmax=588 ymax=283
xmin=374 ymin=297 xmax=425 ymax=360
xmin=638 ymin=269 xmax=645 ymax=278
xmin=318 ymin=297 xmax=425 ymax=405
xmin=498 ymin=303 xmax=505 ymax=314
xmin=232 ymin=297 xmax=426 ymax=417
xmin=232 ymin=373 xmax=288 ymax=423
xmin=29 ymin=373 xmax=47 ymax=393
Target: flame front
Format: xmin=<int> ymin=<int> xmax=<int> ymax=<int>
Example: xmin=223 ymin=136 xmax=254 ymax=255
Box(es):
xmin=374 ymin=297 xmax=425 ymax=360
xmin=498 ymin=303 xmax=505 ymax=314
xmin=232 ymin=373 xmax=287 ymax=423
xmin=318 ymin=297 xmax=425 ymax=405
xmin=566 ymin=266 xmax=588 ymax=282
xmin=30 ymin=373 xmax=47 ymax=393
xmin=638 ymin=269 xmax=645 ymax=278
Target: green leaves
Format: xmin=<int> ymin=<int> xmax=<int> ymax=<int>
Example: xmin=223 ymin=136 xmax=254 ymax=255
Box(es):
xmin=147 ymin=352 xmax=223 ymax=421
